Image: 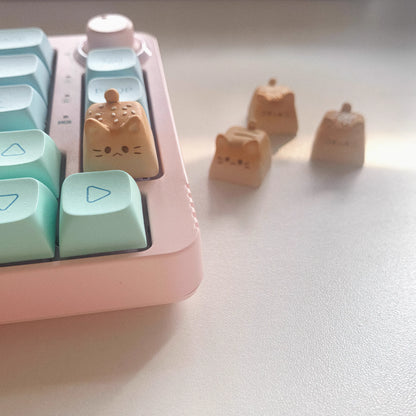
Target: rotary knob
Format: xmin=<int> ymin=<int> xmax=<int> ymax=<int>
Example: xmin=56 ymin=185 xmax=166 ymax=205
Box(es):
xmin=85 ymin=14 xmax=139 ymax=52
xmin=76 ymin=14 xmax=147 ymax=64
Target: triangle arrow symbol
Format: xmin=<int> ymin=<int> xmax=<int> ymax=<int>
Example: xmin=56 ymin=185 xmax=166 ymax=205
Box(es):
xmin=1 ymin=143 xmax=26 ymax=157
xmin=86 ymin=186 xmax=111 ymax=203
xmin=0 ymin=193 xmax=19 ymax=211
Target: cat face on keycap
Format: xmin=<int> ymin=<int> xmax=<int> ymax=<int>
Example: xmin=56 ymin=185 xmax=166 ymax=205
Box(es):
xmin=214 ymin=129 xmax=263 ymax=171
xmin=83 ymin=89 xmax=159 ymax=178
xmin=311 ymin=103 xmax=365 ymax=166
xmin=209 ymin=125 xmax=271 ymax=187
xmin=248 ymin=78 xmax=298 ymax=137
xmin=85 ymin=116 xmax=145 ymax=158
xmin=319 ymin=105 xmax=364 ymax=148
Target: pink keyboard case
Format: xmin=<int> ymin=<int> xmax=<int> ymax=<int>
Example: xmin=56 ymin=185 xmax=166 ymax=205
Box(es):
xmin=0 ymin=33 xmax=202 ymax=324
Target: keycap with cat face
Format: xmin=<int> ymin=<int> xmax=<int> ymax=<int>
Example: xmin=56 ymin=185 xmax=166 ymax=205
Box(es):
xmin=209 ymin=122 xmax=271 ymax=187
xmin=248 ymin=78 xmax=298 ymax=137
xmin=83 ymin=88 xmax=159 ymax=179
xmin=311 ymin=103 xmax=365 ymax=167
xmin=59 ymin=170 xmax=147 ymax=258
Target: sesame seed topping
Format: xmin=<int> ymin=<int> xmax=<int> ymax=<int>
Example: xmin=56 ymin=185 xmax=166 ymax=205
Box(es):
xmin=123 ymin=111 xmax=127 ymax=115
xmin=98 ymin=117 xmax=103 ymax=121
xmin=111 ymin=106 xmax=116 ymax=110
xmin=114 ymin=119 xmax=119 ymax=123
xmin=127 ymin=104 xmax=132 ymax=107
xmin=131 ymin=110 xmax=136 ymax=114
xmin=99 ymin=105 xmax=104 ymax=108
xmin=122 ymin=106 xmax=127 ymax=110
xmin=111 ymin=112 xmax=116 ymax=117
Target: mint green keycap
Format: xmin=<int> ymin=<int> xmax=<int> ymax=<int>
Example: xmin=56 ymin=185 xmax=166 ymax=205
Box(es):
xmin=0 ymin=85 xmax=47 ymax=131
xmin=86 ymin=48 xmax=143 ymax=86
xmin=0 ymin=54 xmax=50 ymax=103
xmin=0 ymin=129 xmax=61 ymax=197
xmin=86 ymin=76 xmax=149 ymax=118
xmin=59 ymin=170 xmax=147 ymax=258
xmin=0 ymin=28 xmax=54 ymax=73
xmin=0 ymin=177 xmax=57 ymax=263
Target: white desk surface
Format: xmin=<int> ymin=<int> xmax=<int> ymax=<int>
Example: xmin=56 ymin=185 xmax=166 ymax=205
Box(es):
xmin=1 ymin=1 xmax=415 ymax=415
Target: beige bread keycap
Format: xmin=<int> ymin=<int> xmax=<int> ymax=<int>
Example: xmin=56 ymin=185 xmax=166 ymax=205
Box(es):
xmin=209 ymin=122 xmax=271 ymax=188
xmin=83 ymin=89 xmax=159 ymax=179
xmin=248 ymin=78 xmax=298 ymax=137
xmin=311 ymin=103 xmax=365 ymax=167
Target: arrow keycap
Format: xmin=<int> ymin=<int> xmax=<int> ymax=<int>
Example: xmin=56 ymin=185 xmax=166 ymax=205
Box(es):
xmin=0 ymin=129 xmax=62 ymax=197
xmin=59 ymin=170 xmax=147 ymax=257
xmin=0 ymin=177 xmax=57 ymax=263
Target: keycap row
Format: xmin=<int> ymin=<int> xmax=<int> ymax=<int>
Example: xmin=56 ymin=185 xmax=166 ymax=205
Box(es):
xmin=0 ymin=27 xmax=53 ymax=131
xmin=0 ymin=28 xmax=150 ymax=131
xmin=0 ymin=170 xmax=147 ymax=264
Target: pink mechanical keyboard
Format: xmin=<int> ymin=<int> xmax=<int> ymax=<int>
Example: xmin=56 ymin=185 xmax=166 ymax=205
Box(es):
xmin=0 ymin=14 xmax=202 ymax=324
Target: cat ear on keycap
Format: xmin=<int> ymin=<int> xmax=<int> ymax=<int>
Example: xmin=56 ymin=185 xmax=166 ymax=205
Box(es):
xmin=244 ymin=140 xmax=260 ymax=155
xmin=216 ymin=134 xmax=228 ymax=148
xmin=122 ymin=115 xmax=142 ymax=133
xmin=84 ymin=117 xmax=110 ymax=136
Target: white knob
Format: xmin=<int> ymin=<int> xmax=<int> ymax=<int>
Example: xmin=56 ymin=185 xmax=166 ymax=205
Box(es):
xmin=86 ymin=14 xmax=135 ymax=51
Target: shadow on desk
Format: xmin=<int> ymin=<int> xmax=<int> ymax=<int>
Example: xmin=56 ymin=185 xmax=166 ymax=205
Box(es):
xmin=0 ymin=304 xmax=177 ymax=394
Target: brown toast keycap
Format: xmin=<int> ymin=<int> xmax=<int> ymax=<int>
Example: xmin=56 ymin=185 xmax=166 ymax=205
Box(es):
xmin=248 ymin=78 xmax=298 ymax=137
xmin=209 ymin=122 xmax=271 ymax=188
xmin=83 ymin=89 xmax=159 ymax=179
xmin=311 ymin=102 xmax=365 ymax=167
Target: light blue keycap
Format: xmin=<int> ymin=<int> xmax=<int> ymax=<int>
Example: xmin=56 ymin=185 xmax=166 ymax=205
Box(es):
xmin=0 ymin=85 xmax=47 ymax=131
xmin=86 ymin=48 xmax=143 ymax=86
xmin=59 ymin=170 xmax=147 ymax=258
xmin=0 ymin=54 xmax=50 ymax=103
xmin=0 ymin=129 xmax=61 ymax=197
xmin=0 ymin=177 xmax=57 ymax=263
xmin=86 ymin=76 xmax=149 ymax=119
xmin=0 ymin=28 xmax=54 ymax=73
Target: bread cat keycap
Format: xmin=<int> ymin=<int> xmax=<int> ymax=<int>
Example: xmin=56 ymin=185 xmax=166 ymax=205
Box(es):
xmin=248 ymin=78 xmax=298 ymax=137
xmin=311 ymin=103 xmax=365 ymax=167
xmin=209 ymin=122 xmax=271 ymax=188
xmin=83 ymin=88 xmax=159 ymax=179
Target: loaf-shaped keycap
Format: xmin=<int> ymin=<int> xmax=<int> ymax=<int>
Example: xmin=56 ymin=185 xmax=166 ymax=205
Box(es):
xmin=83 ymin=88 xmax=159 ymax=179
